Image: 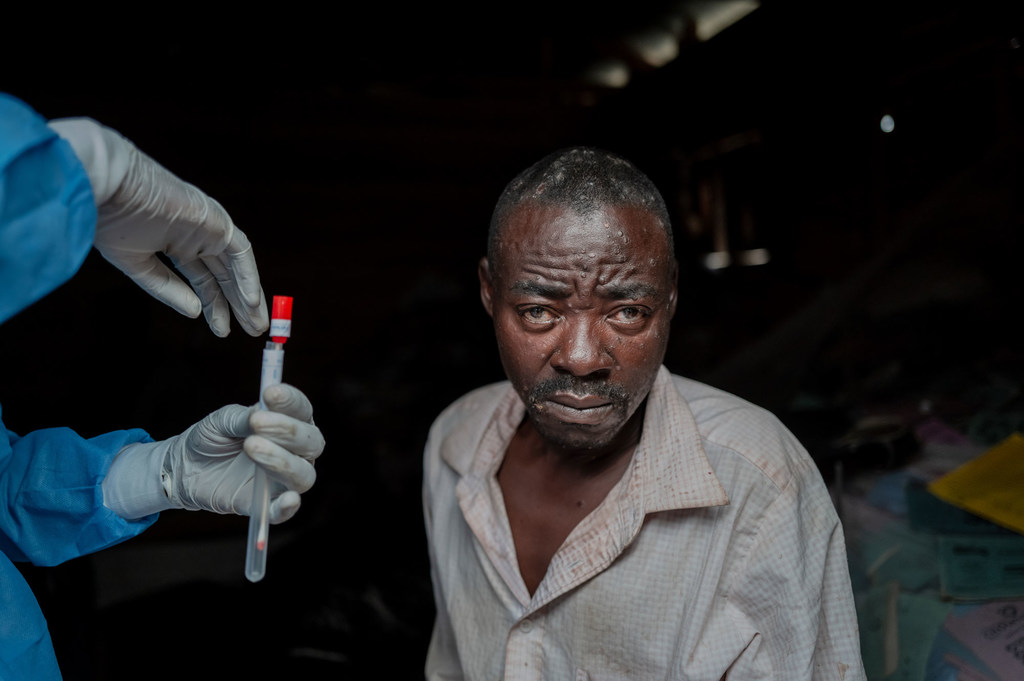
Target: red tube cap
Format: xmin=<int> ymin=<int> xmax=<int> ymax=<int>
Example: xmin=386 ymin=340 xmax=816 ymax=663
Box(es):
xmin=270 ymin=296 xmax=293 ymax=342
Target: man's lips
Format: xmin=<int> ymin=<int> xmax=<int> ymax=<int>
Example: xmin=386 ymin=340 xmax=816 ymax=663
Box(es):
xmin=549 ymin=393 xmax=611 ymax=409
xmin=536 ymin=393 xmax=615 ymax=425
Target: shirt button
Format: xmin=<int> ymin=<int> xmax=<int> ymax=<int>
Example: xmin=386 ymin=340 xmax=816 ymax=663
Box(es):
xmin=519 ymin=618 xmax=534 ymax=633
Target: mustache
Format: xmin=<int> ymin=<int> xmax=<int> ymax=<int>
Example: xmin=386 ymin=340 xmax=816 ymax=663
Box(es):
xmin=527 ymin=375 xmax=629 ymax=406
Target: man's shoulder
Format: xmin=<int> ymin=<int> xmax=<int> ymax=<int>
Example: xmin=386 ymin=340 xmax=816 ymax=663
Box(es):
xmin=423 ymin=381 xmax=512 ymax=473
xmin=433 ymin=381 xmax=511 ymax=428
xmin=667 ymin=373 xmax=776 ymax=428
xmin=664 ymin=372 xmax=815 ymax=490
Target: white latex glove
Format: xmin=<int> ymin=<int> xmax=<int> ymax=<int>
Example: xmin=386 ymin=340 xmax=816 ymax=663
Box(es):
xmin=103 ymin=384 xmax=324 ymax=521
xmin=47 ymin=117 xmax=268 ymax=338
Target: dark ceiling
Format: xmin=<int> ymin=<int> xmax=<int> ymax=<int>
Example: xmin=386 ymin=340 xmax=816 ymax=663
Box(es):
xmin=3 ymin=1 xmax=1022 ymax=461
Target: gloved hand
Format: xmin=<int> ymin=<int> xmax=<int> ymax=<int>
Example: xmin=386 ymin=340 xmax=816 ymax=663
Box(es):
xmin=47 ymin=117 xmax=268 ymax=338
xmin=103 ymin=384 xmax=325 ymax=521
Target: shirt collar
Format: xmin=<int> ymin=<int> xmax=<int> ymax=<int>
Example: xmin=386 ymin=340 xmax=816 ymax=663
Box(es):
xmin=440 ymin=366 xmax=730 ymax=514
xmin=629 ymin=365 xmax=730 ymax=513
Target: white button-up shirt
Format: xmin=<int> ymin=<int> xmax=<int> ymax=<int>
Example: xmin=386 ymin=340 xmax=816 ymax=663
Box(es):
xmin=423 ymin=366 xmax=865 ymax=680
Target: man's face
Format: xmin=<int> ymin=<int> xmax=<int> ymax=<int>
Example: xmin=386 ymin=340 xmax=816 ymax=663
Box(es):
xmin=480 ymin=200 xmax=678 ymax=452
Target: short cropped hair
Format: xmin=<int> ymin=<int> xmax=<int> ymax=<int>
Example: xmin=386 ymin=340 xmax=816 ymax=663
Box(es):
xmin=487 ymin=146 xmax=673 ymax=269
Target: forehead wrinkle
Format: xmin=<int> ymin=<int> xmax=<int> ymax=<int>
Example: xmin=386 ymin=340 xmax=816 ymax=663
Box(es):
xmin=507 ymin=271 xmax=663 ymax=305
xmin=497 ymin=204 xmax=673 ymax=302
xmin=506 ymin=256 xmax=666 ymax=298
xmin=508 ymin=279 xmax=571 ymax=298
xmin=597 ymin=282 xmax=660 ymax=300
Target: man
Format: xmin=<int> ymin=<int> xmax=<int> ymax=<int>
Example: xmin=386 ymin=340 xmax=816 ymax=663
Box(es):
xmin=423 ymin=147 xmax=865 ymax=680
xmin=1 ymin=93 xmax=324 ymax=679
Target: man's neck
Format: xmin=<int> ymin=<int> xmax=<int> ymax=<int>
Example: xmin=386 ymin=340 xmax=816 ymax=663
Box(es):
xmin=497 ymin=407 xmax=644 ymax=595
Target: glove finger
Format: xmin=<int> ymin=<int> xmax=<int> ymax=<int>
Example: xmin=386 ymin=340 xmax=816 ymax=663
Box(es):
xmin=269 ymin=490 xmax=301 ymax=525
xmin=175 ymin=258 xmax=232 ymax=337
xmin=249 ymin=410 xmax=325 ymax=462
xmin=222 ymin=227 xmax=264 ymax=310
xmin=202 ymin=253 xmax=268 ymax=337
xmin=244 ymin=435 xmax=317 ymax=492
xmin=107 ymin=252 xmax=202 ymax=318
xmin=260 ymin=383 xmax=315 ymax=423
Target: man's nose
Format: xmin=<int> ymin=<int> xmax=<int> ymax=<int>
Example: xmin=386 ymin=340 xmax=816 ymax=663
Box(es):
xmin=551 ymin=318 xmax=613 ymax=377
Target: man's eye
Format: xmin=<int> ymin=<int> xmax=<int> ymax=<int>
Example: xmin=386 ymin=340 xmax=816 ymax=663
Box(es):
xmin=610 ymin=306 xmax=648 ymax=324
xmin=520 ymin=306 xmax=556 ymax=324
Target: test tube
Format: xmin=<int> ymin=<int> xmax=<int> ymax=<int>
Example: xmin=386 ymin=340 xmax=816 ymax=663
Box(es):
xmin=245 ymin=295 xmax=293 ymax=583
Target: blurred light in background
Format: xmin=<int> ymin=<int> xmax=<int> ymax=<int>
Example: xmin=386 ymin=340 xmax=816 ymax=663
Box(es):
xmin=688 ymin=0 xmax=760 ymax=41
xmin=703 ymin=251 xmax=732 ymax=270
xmin=580 ymin=0 xmax=760 ymax=88
xmin=736 ymin=247 xmax=771 ymax=266
xmin=582 ymin=58 xmax=633 ymax=88
xmin=624 ymin=25 xmax=682 ymax=68
xmin=880 ymin=114 xmax=895 ymax=133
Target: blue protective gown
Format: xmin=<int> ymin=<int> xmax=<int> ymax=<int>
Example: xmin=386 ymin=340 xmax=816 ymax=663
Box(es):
xmin=0 ymin=93 xmax=157 ymax=680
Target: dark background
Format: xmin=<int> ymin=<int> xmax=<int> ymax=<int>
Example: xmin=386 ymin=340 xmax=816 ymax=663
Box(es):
xmin=2 ymin=2 xmax=1023 ymax=678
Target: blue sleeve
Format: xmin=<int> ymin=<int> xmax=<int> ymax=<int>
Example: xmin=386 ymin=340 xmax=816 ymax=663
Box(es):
xmin=0 ymin=404 xmax=156 ymax=566
xmin=0 ymin=92 xmax=96 ymax=325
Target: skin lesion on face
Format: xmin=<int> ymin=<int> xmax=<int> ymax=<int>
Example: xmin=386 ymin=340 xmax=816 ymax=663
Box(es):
xmin=481 ymin=200 xmax=677 ymax=464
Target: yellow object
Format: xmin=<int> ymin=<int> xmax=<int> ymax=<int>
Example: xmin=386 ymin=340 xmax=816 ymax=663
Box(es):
xmin=928 ymin=433 xmax=1024 ymax=536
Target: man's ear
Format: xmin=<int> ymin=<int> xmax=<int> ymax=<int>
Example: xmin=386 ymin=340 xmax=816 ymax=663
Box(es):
xmin=479 ymin=257 xmax=495 ymax=318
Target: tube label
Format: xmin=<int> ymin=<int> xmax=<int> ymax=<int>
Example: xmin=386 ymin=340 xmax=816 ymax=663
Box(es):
xmin=269 ymin=319 xmax=292 ymax=339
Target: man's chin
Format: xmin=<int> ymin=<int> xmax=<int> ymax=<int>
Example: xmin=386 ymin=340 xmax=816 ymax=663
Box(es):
xmin=530 ymin=419 xmax=623 ymax=453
